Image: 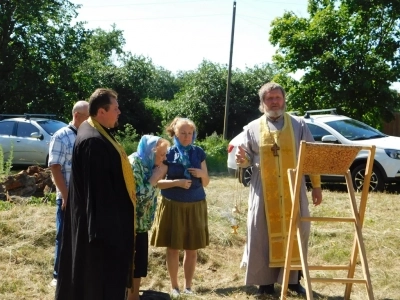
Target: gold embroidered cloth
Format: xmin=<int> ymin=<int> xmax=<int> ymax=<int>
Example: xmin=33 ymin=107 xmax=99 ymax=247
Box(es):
xmin=259 ymin=114 xmax=301 ymax=267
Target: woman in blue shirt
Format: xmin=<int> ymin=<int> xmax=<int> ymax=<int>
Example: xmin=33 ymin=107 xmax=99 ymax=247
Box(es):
xmin=151 ymin=117 xmax=210 ymax=297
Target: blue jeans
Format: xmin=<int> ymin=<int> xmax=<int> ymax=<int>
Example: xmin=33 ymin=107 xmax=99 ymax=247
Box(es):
xmin=53 ymin=198 xmax=64 ymax=278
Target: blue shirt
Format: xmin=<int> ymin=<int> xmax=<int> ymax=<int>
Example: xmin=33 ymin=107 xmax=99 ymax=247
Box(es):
xmin=161 ymin=145 xmax=206 ymax=202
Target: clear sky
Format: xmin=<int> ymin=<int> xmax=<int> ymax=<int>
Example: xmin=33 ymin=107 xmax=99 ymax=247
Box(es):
xmin=70 ymin=0 xmax=309 ymax=73
xmin=69 ymin=0 xmax=399 ymax=90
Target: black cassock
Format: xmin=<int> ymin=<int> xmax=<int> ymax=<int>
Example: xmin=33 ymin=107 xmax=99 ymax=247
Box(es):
xmin=56 ymin=121 xmax=134 ymax=300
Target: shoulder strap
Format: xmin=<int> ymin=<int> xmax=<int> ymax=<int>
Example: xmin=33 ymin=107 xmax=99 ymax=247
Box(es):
xmin=67 ymin=125 xmax=77 ymax=135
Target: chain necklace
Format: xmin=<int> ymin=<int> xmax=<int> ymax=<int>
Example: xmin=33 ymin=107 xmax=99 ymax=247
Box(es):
xmin=265 ymin=118 xmax=280 ymax=157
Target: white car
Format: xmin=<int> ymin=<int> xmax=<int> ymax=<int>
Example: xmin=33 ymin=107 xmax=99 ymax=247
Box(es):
xmin=0 ymin=114 xmax=67 ymax=166
xmin=227 ymin=129 xmax=253 ymax=185
xmin=227 ymin=109 xmax=400 ymax=191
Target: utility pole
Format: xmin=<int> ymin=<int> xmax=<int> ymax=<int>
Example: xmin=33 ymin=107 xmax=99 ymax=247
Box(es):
xmin=223 ymin=1 xmax=236 ymax=140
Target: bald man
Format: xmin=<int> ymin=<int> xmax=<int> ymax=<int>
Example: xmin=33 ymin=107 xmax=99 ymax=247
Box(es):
xmin=48 ymin=100 xmax=89 ymax=287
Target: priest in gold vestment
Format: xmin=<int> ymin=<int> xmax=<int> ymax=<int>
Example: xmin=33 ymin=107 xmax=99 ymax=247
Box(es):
xmin=236 ymin=82 xmax=323 ymax=296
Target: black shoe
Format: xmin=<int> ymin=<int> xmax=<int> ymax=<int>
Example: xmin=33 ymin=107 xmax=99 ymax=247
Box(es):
xmin=288 ymin=283 xmax=306 ymax=295
xmin=257 ymin=284 xmax=275 ymax=295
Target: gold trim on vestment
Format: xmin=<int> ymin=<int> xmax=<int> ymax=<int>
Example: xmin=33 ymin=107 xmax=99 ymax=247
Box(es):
xmin=87 ymin=117 xmax=137 ymax=208
xmin=87 ymin=117 xmax=137 ymax=288
xmin=259 ymin=113 xmax=301 ymax=267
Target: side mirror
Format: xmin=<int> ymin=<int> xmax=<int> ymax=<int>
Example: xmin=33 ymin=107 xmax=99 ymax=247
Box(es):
xmin=31 ymin=132 xmax=44 ymax=140
xmin=321 ymin=135 xmax=338 ymax=143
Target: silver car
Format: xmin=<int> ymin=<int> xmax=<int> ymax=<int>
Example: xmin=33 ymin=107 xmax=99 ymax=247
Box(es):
xmin=0 ymin=114 xmax=67 ymax=166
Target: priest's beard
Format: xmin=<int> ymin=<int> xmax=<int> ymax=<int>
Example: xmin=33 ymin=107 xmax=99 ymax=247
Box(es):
xmin=265 ymin=104 xmax=286 ymax=119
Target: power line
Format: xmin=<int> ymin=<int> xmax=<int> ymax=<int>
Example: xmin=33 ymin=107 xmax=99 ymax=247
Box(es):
xmin=72 ymin=0 xmax=308 ymax=23
xmin=247 ymin=0 xmax=304 ymax=4
xmin=78 ymin=0 xmax=216 ymax=8
xmin=237 ymin=15 xmax=271 ymax=30
xmin=78 ymin=13 xmax=229 ymax=22
xmin=74 ymin=11 xmax=297 ymax=23
xmin=76 ymin=0 xmax=306 ymax=8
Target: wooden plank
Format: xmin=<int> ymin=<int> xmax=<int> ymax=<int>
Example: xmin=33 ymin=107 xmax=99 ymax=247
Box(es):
xmin=290 ymin=265 xmax=350 ymax=271
xmin=311 ymin=278 xmax=366 ymax=284
xmin=300 ymin=217 xmax=355 ymax=222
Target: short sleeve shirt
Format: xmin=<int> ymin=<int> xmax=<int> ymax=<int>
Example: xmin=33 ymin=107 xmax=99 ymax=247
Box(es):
xmin=48 ymin=124 xmax=77 ymax=199
xmin=161 ymin=145 xmax=206 ymax=202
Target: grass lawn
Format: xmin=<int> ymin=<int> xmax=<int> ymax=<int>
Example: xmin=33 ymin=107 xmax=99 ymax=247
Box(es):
xmin=0 ymin=175 xmax=399 ymax=299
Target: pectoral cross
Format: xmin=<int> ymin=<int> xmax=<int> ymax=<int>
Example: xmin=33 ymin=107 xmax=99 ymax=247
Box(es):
xmin=271 ymin=143 xmax=280 ymax=156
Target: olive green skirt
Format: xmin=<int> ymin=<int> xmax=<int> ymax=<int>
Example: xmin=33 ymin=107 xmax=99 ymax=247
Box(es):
xmin=150 ymin=197 xmax=209 ymax=250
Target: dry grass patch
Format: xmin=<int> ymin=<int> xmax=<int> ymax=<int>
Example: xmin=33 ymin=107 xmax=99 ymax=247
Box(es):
xmin=0 ymin=205 xmax=55 ymax=299
xmin=0 ymin=176 xmax=399 ymax=299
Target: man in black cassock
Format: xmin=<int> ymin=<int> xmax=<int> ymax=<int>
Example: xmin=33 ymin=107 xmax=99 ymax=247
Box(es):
xmin=56 ymin=88 xmax=136 ymax=300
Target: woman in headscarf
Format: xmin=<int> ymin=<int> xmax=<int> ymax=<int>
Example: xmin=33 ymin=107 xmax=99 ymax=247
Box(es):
xmin=127 ymin=135 xmax=170 ymax=300
xmin=150 ymin=117 xmax=210 ymax=298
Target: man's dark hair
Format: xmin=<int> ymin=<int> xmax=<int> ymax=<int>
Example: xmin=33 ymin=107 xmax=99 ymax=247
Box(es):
xmin=89 ymin=88 xmax=118 ymax=116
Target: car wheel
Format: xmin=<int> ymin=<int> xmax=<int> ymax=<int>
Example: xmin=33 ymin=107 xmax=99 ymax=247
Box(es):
xmin=351 ymin=164 xmax=384 ymax=192
xmin=239 ymin=166 xmax=252 ymax=187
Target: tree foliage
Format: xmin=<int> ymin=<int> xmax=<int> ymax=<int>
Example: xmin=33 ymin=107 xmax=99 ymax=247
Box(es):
xmin=110 ymin=54 xmax=162 ymax=135
xmin=157 ymin=60 xmax=281 ymax=139
xmin=72 ymin=26 xmax=127 ymax=100
xmin=229 ymin=64 xmax=283 ymax=137
xmin=0 ymin=0 xmax=90 ymax=119
xmin=163 ymin=60 xmax=227 ymax=138
xmin=0 ymin=1 xmax=285 ymax=139
xmin=269 ymin=0 xmax=400 ymax=127
xmin=0 ymin=0 xmax=168 ymax=129
xmin=147 ymin=67 xmax=180 ymax=101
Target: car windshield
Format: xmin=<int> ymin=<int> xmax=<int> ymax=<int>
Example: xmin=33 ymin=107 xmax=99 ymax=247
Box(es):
xmin=325 ymin=118 xmax=386 ymax=141
xmin=37 ymin=120 xmax=67 ymax=136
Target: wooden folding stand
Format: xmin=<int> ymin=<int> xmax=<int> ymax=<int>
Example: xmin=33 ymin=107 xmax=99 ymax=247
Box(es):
xmin=281 ymin=142 xmax=376 ymax=300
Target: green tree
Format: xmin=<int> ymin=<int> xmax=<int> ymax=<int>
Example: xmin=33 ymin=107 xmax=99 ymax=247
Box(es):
xmin=169 ymin=60 xmax=227 ymax=138
xmin=147 ymin=67 xmax=179 ymax=101
xmin=157 ymin=60 xmax=281 ymax=138
xmin=269 ymin=0 xmax=400 ymax=126
xmin=0 ymin=0 xmax=91 ymax=118
xmin=73 ymin=26 xmax=127 ymax=99
xmin=104 ymin=53 xmax=162 ymax=135
xmin=228 ymin=63 xmax=282 ymax=137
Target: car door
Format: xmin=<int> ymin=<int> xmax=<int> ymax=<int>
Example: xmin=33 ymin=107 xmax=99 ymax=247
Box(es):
xmin=0 ymin=121 xmax=17 ymax=161
xmin=306 ymin=123 xmax=335 ymax=142
xmin=306 ymin=123 xmax=345 ymax=183
xmin=13 ymin=121 xmax=46 ymax=165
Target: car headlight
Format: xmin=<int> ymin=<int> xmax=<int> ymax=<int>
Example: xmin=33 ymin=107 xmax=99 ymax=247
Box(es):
xmin=385 ymin=149 xmax=400 ymax=159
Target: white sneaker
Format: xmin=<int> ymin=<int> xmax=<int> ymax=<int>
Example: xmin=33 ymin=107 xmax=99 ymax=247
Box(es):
xmin=170 ymin=288 xmax=180 ymax=298
xmin=183 ymin=288 xmax=194 ymax=295
xmin=50 ymin=278 xmax=57 ymax=287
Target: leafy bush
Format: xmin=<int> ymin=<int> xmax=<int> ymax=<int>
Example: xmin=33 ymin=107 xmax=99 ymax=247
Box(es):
xmin=0 ymin=201 xmax=14 ymax=211
xmin=43 ymin=192 xmax=57 ymax=206
xmin=115 ymin=123 xmax=140 ymax=155
xmin=195 ymin=133 xmax=228 ymax=174
xmin=115 ymin=127 xmax=228 ymax=173
xmin=0 ymin=145 xmax=13 ymax=179
xmin=28 ymin=196 xmax=51 ymax=206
